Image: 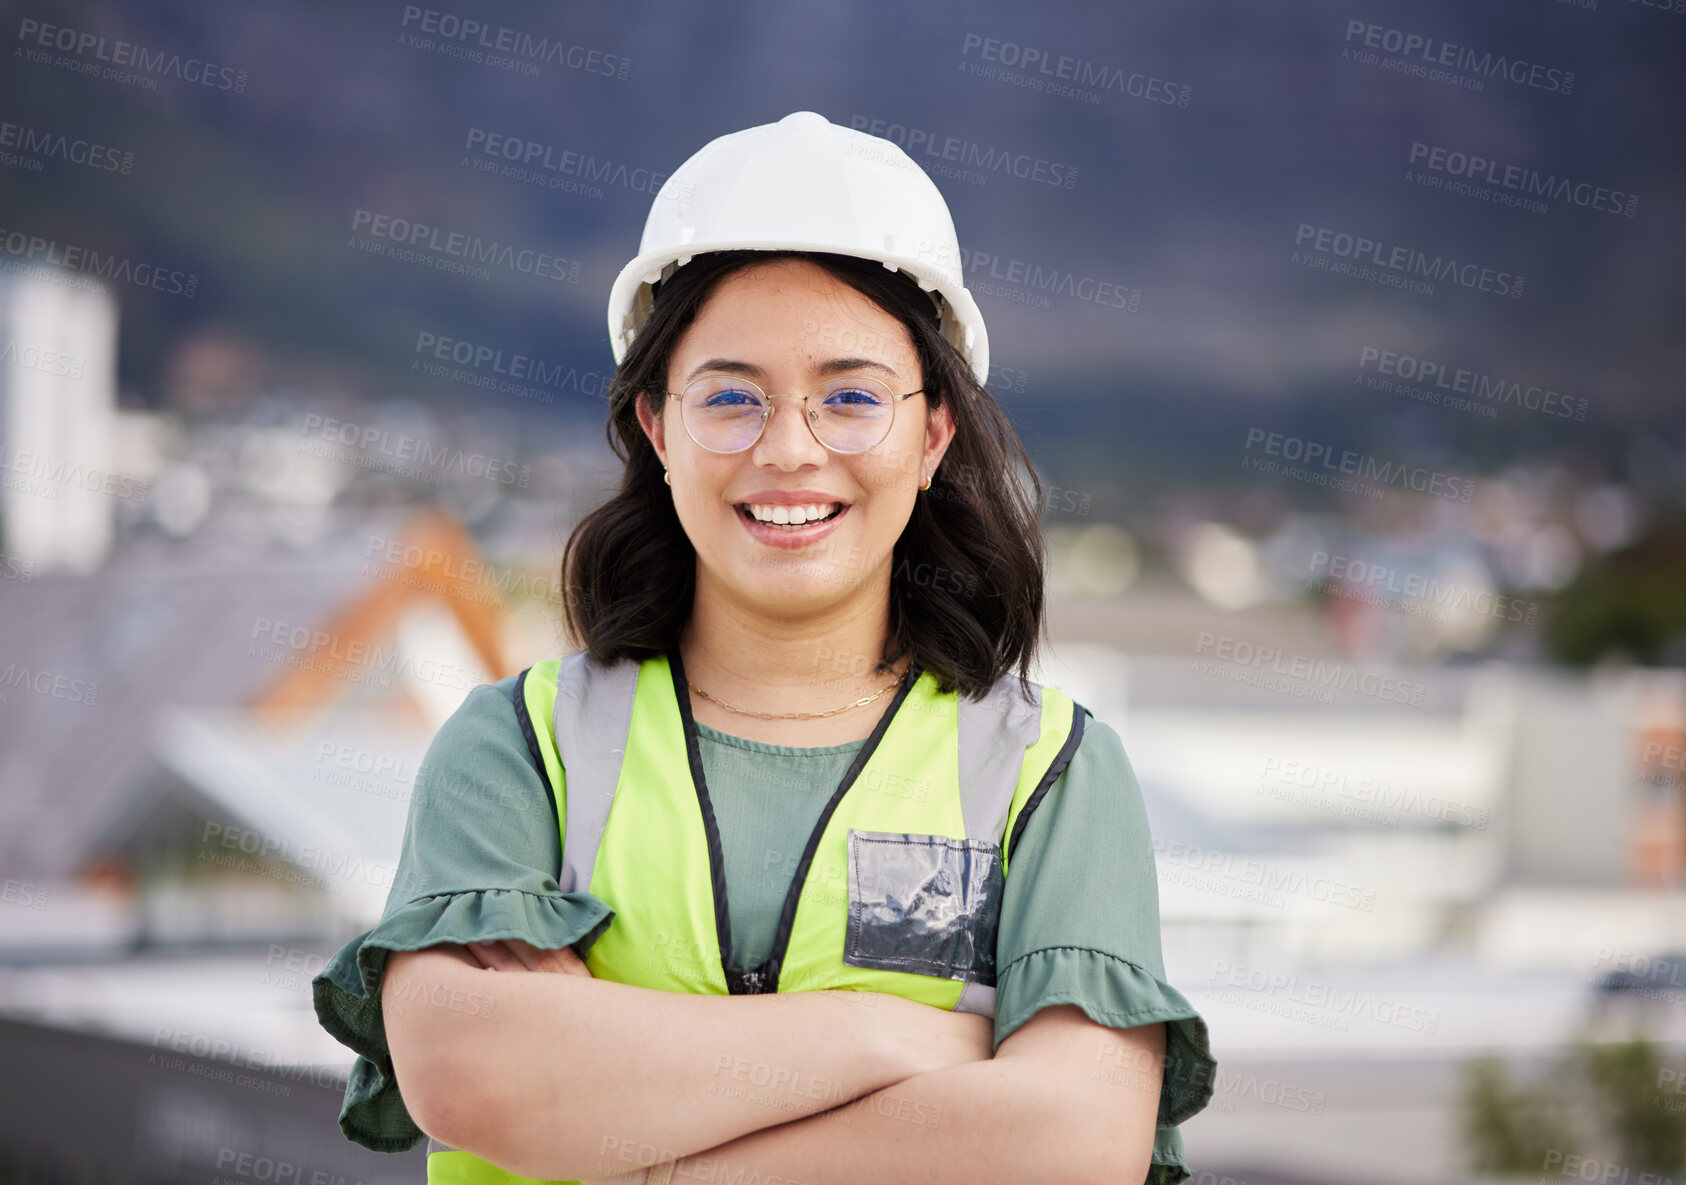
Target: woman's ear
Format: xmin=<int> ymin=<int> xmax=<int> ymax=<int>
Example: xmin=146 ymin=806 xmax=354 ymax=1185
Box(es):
xmin=924 ymin=396 xmax=955 ymax=473
xmin=635 ymin=389 xmax=668 ymax=468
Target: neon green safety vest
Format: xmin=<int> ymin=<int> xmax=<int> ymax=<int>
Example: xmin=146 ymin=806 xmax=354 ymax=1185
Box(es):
xmin=425 ymin=644 xmax=1086 ymax=1183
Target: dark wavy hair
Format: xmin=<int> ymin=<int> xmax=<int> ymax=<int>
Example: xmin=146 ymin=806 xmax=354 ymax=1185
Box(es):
xmin=561 ymin=249 xmax=1048 ymax=701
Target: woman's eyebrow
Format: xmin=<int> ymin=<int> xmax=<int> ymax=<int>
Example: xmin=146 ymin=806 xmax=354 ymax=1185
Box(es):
xmin=682 ymin=356 xmax=900 ymax=384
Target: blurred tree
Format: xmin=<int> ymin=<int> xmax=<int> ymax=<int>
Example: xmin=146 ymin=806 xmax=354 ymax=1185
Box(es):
xmin=1544 ymin=514 xmax=1686 ymax=666
xmin=1460 ymin=1053 xmax=1577 ymax=1175
xmin=1461 ymin=1036 xmax=1686 ymax=1176
xmin=1579 ymin=1039 xmax=1686 ymax=1175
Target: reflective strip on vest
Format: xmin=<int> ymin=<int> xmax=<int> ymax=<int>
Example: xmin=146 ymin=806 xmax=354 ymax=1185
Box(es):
xmin=551 ymin=653 xmax=639 ymax=897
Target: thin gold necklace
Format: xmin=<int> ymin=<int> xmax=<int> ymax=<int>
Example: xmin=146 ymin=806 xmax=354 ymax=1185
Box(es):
xmin=688 ymin=663 xmax=909 ymax=720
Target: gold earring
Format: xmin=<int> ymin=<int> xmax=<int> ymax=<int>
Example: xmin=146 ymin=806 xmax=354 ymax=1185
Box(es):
xmin=664 ymin=468 xmax=671 ymax=486
xmin=920 ymin=472 xmax=931 ymax=491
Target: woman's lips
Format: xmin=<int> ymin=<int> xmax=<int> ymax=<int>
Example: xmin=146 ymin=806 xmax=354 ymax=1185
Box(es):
xmin=735 ymin=502 xmax=850 ymax=549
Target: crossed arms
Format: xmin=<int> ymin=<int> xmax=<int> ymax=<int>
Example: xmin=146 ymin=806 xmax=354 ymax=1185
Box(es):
xmin=384 ymin=940 xmax=1165 ymax=1185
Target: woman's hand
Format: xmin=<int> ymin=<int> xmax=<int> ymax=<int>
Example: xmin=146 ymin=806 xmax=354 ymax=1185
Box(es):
xmin=878 ymin=993 xmax=996 ymax=1077
xmin=465 ymin=938 xmax=594 ymax=977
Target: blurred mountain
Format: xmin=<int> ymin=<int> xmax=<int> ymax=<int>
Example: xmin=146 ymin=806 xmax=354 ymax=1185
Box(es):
xmin=2 ymin=0 xmax=1682 ymax=490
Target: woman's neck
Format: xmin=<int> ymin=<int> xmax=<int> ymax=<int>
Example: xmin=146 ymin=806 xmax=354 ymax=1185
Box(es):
xmin=677 ymin=583 xmax=910 ymax=747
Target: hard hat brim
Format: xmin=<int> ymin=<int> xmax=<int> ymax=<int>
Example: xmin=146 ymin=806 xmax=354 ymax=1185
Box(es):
xmin=607 ymin=242 xmax=991 ymax=389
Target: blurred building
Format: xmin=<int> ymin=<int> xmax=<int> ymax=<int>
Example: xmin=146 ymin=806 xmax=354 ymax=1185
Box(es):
xmin=0 ymin=267 xmax=119 ymax=574
xmin=0 ymin=505 xmax=548 ymax=958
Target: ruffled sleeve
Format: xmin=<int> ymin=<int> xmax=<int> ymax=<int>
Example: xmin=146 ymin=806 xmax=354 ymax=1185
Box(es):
xmin=993 ymin=714 xmax=1217 ymax=1185
xmin=311 ymin=678 xmax=615 ymax=1153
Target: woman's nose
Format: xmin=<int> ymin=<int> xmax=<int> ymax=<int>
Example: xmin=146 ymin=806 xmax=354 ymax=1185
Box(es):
xmin=754 ymin=394 xmax=828 ymax=459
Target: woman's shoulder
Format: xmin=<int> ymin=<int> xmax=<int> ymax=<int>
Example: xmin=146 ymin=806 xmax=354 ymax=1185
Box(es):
xmin=415 ymin=674 xmax=542 ymax=787
xmin=1032 ymin=704 xmax=1147 ymax=823
xmin=1069 ymin=710 xmax=1131 ymax=768
xmin=430 ymin=675 xmax=527 ymax=744
xmin=401 ymin=674 xmax=560 ymax=875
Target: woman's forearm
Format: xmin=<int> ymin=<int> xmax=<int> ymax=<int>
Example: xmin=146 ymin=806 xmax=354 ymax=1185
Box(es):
xmin=660 ymin=1051 xmax=1138 ymax=1185
xmin=384 ymin=947 xmax=992 ymax=1180
xmin=649 ymin=1013 xmax=1164 ymax=1185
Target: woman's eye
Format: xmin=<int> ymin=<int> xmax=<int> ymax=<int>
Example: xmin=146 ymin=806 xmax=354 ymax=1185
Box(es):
xmin=704 ymin=388 xmax=760 ymax=408
xmin=825 ymin=387 xmax=883 ymax=406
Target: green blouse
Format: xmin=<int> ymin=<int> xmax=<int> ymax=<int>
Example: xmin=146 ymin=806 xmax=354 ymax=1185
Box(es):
xmin=313 ymin=674 xmax=1216 ymax=1184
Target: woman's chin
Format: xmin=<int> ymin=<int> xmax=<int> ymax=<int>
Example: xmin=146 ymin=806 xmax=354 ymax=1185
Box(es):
xmin=724 ymin=558 xmax=865 ymax=605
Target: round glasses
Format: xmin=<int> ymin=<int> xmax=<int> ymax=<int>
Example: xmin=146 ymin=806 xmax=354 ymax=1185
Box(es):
xmin=665 ymin=374 xmax=925 ymax=455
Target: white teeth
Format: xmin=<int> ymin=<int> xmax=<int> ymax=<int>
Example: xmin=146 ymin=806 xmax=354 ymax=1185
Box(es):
xmin=745 ymin=502 xmax=840 ymax=525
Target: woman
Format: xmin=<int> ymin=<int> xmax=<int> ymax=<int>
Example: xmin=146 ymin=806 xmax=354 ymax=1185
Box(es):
xmin=314 ymin=111 xmax=1215 ymax=1185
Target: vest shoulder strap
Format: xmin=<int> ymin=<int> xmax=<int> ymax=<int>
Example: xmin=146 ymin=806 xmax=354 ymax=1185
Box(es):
xmin=1002 ymin=698 xmax=1088 ymax=876
xmin=956 ymin=673 xmax=1047 ymax=845
xmin=550 ymin=649 xmax=641 ymax=895
xmin=512 ymin=664 xmax=560 ymax=838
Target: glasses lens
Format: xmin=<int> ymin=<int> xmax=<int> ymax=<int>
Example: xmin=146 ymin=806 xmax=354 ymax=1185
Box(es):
xmin=811 ymin=377 xmax=893 ymax=453
xmin=682 ymin=378 xmax=766 ymax=452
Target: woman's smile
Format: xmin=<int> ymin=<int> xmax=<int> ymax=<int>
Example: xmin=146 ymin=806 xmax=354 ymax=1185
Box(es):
xmin=732 ymin=488 xmax=853 ymax=549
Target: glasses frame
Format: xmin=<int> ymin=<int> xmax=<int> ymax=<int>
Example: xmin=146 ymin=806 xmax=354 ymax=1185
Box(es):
xmin=663 ymin=375 xmax=927 ymax=455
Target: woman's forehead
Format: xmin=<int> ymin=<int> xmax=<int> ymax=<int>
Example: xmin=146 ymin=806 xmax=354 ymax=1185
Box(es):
xmin=676 ymin=266 xmax=917 ymax=376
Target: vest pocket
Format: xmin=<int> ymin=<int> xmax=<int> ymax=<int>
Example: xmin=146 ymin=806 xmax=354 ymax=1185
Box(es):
xmin=842 ymin=830 xmax=1004 ymax=986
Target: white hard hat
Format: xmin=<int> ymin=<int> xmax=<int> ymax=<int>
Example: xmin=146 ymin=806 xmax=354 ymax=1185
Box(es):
xmin=606 ymin=110 xmax=991 ymax=387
